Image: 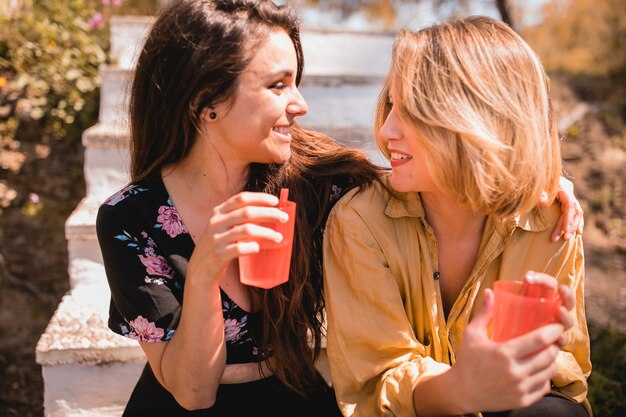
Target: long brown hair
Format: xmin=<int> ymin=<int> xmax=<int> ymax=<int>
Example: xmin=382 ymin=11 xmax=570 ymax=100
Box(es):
xmin=128 ymin=0 xmax=383 ymax=396
xmin=253 ymin=126 xmax=383 ymax=394
xmin=129 ymin=0 xmax=303 ymax=182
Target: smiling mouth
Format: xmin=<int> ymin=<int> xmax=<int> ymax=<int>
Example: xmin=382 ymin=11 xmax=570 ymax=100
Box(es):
xmin=272 ymin=126 xmax=291 ymax=137
xmin=390 ymin=152 xmax=413 ymax=161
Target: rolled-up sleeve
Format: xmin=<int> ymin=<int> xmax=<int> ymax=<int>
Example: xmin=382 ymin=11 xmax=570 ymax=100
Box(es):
xmin=323 ymin=197 xmax=449 ymax=417
xmin=548 ymin=235 xmax=591 ymax=411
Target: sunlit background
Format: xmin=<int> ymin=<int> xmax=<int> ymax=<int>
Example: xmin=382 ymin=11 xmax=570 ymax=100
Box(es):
xmin=0 ymin=1 xmax=624 ymax=416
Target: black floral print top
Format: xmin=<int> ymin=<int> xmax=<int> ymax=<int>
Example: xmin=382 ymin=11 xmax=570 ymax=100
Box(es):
xmin=96 ymin=174 xmax=351 ymax=365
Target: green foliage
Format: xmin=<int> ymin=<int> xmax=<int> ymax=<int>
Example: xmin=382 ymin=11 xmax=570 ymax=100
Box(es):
xmin=0 ymin=0 xmax=112 ymax=142
xmin=0 ymin=0 xmax=164 ymax=142
xmin=587 ymin=322 xmax=626 ymax=416
xmin=116 ymin=0 xmax=162 ymax=15
xmin=523 ymin=0 xmax=626 ymax=147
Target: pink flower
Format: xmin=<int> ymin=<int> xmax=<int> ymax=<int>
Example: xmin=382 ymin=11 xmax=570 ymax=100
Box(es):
xmin=139 ymin=254 xmax=174 ymax=278
xmin=157 ymin=205 xmax=188 ymax=238
xmin=224 ymin=318 xmax=244 ymax=342
xmin=128 ymin=316 xmax=164 ymax=342
xmin=87 ymin=12 xmax=104 ymax=30
xmin=104 ymin=184 xmax=136 ymax=206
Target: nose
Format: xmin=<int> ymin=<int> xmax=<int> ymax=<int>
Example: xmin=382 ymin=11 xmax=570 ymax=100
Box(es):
xmin=379 ymin=107 xmax=401 ymax=143
xmin=287 ymin=86 xmax=308 ymax=117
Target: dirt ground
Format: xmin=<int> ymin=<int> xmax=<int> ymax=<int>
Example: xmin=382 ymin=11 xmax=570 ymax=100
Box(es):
xmin=0 ymin=77 xmax=624 ymax=416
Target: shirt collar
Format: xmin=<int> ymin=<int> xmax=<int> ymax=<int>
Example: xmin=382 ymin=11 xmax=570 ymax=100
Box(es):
xmin=384 ymin=184 xmax=552 ymax=233
xmin=504 ymin=207 xmax=552 ymax=232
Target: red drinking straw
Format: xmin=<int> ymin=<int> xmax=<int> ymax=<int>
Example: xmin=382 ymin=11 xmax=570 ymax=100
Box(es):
xmin=279 ymin=188 xmax=289 ymax=208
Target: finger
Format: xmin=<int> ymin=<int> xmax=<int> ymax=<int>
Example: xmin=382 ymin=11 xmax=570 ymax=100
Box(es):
xmin=518 ymin=344 xmax=560 ymax=377
xmin=569 ymin=201 xmax=584 ymax=237
xmin=524 ymin=271 xmax=558 ymax=292
xmin=557 ymin=306 xmax=574 ymax=331
xmin=551 ymin=191 xmax=575 ymax=242
xmin=557 ymin=283 xmax=576 ymax=311
xmin=507 ymin=324 xmax=563 ymax=358
xmin=563 ymin=207 xmax=582 ymax=239
xmin=216 ymin=223 xmax=284 ymax=246
xmin=216 ymin=192 xmax=280 ymax=214
xmin=227 ymin=206 xmax=289 ymax=226
xmin=576 ymin=214 xmax=585 ymax=235
xmin=522 ymin=361 xmax=557 ymax=397
xmin=521 ymin=377 xmax=553 ymax=408
xmin=537 ymin=191 xmax=549 ymax=207
xmin=210 ymin=206 xmax=289 ymax=235
xmin=222 ymin=241 xmax=261 ymax=258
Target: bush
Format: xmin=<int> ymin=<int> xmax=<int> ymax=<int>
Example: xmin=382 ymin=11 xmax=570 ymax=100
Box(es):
xmin=523 ymin=0 xmax=626 ymax=146
xmin=0 ymin=0 xmax=161 ymax=143
xmin=0 ymin=1 xmax=112 ymax=142
xmin=588 ymin=322 xmax=626 ymax=416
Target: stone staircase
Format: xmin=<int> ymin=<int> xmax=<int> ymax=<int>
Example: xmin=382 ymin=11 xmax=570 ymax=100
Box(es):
xmin=35 ymin=15 xmax=392 ymax=417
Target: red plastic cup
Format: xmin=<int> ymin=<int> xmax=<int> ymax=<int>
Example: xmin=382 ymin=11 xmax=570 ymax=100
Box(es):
xmin=238 ymin=200 xmax=296 ymax=289
xmin=491 ymin=280 xmax=562 ymax=342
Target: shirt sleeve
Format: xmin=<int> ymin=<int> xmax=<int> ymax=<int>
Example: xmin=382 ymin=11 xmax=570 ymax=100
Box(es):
xmin=323 ymin=197 xmax=449 ymax=417
xmin=96 ymin=203 xmax=183 ymax=343
xmin=547 ymin=234 xmax=592 ymax=411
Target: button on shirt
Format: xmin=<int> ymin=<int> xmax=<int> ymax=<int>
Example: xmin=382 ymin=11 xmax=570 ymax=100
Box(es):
xmin=323 ymin=176 xmax=591 ymax=417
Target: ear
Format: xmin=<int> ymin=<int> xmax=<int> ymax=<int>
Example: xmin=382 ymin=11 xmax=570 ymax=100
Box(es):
xmin=201 ymin=108 xmax=217 ymax=121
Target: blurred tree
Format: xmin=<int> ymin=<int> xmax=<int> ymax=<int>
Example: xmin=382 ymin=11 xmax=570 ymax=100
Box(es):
xmin=523 ymin=0 xmax=626 ymax=78
xmin=299 ymin=0 xmax=517 ymax=29
xmin=495 ymin=0 xmax=514 ymax=28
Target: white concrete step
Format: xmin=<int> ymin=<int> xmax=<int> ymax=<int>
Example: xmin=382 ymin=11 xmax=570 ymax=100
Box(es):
xmin=109 ymin=15 xmax=394 ymax=74
xmin=110 ymin=16 xmax=154 ymax=70
xmin=97 ymin=67 xmax=129 ymax=126
xmin=65 ymin=198 xmax=106 ymax=290
xmin=81 ymin=123 xmax=131 ymax=201
xmin=99 ymin=64 xmax=386 ymax=130
xmin=36 ymin=290 xmax=146 ymax=417
xmin=37 ymin=277 xmax=330 ymax=417
xmin=103 ymin=17 xmax=393 ymax=128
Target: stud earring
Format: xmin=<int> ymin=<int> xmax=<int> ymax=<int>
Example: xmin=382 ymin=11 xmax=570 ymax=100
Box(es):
xmin=209 ymin=111 xmax=217 ymax=120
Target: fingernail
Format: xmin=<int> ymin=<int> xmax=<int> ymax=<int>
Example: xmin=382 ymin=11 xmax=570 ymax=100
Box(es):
xmin=275 ymin=233 xmax=283 ymax=243
xmin=280 ymin=214 xmax=289 ymax=223
xmin=526 ymin=271 xmax=536 ymax=282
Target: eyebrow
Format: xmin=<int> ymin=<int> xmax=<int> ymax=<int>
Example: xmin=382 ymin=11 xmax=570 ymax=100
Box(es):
xmin=264 ymin=69 xmax=295 ymax=79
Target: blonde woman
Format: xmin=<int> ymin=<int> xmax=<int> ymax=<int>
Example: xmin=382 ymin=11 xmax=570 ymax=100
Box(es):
xmin=323 ymin=17 xmax=590 ymax=417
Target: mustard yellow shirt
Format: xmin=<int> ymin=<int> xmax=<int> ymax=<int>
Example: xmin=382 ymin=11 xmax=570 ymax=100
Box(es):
xmin=323 ymin=177 xmax=591 ymax=417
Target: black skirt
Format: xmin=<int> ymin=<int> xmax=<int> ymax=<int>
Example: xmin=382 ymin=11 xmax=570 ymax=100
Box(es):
xmin=123 ymin=364 xmax=343 ymax=417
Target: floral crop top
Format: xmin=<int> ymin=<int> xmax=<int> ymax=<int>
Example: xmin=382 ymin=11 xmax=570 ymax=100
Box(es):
xmin=96 ymin=174 xmax=350 ymax=364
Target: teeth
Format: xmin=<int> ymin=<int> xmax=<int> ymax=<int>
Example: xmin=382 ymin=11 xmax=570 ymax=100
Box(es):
xmin=390 ymin=152 xmax=412 ymax=160
xmin=273 ymin=126 xmax=291 ymax=136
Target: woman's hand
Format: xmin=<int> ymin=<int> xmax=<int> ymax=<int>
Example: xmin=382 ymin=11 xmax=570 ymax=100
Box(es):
xmin=449 ymin=288 xmax=565 ymax=413
xmin=187 ymin=192 xmax=288 ymax=285
xmin=524 ymin=271 xmax=576 ymax=344
xmin=539 ymin=176 xmax=584 ymax=242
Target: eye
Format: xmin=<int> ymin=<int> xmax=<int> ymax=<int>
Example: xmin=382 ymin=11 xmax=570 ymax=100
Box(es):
xmin=270 ymin=81 xmax=286 ymax=91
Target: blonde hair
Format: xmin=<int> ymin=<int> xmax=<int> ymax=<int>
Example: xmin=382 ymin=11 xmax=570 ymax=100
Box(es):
xmin=375 ymin=16 xmax=561 ymax=217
